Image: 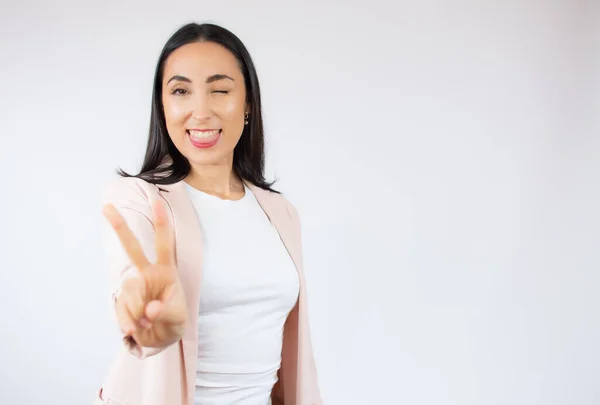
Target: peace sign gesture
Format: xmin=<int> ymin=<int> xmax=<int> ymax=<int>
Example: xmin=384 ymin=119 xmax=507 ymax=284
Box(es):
xmin=103 ymin=200 xmax=188 ymax=349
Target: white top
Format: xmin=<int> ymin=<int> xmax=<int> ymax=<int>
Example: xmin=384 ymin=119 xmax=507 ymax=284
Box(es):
xmin=185 ymin=182 xmax=300 ymax=405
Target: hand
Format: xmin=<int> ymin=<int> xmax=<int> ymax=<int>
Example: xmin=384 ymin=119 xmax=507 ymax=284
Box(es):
xmin=102 ymin=199 xmax=188 ymax=349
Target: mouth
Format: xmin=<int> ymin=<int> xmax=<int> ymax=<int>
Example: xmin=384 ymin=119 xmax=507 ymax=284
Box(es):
xmin=186 ymin=129 xmax=221 ymax=148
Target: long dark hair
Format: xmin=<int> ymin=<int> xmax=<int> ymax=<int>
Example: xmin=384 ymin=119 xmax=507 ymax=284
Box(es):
xmin=119 ymin=22 xmax=278 ymax=192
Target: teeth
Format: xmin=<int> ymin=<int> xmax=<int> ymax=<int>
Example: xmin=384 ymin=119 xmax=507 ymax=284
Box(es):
xmin=189 ymin=129 xmax=219 ymax=139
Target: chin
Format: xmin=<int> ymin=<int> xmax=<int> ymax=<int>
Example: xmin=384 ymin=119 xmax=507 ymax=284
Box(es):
xmin=185 ymin=149 xmax=232 ymax=167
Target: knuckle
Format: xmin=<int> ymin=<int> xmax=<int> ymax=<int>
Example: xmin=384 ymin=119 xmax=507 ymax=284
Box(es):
xmin=123 ymin=276 xmax=142 ymax=289
xmin=122 ymin=277 xmax=135 ymax=288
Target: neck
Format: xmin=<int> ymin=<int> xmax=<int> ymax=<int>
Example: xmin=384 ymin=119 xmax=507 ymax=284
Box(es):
xmin=185 ymin=160 xmax=245 ymax=200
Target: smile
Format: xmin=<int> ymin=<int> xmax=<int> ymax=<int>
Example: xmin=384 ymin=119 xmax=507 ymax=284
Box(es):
xmin=186 ymin=129 xmax=221 ymax=149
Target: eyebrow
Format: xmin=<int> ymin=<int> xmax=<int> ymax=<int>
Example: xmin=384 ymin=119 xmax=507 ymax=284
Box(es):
xmin=166 ymin=74 xmax=235 ymax=84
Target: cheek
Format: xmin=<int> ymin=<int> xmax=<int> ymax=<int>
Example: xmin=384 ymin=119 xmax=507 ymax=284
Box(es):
xmin=220 ymin=95 xmax=245 ymax=118
xmin=163 ymin=100 xmax=187 ymax=128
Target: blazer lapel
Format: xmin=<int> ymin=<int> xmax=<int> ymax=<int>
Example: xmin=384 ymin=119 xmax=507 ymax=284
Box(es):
xmin=157 ymin=181 xmax=204 ymax=405
xmin=245 ymin=182 xmax=303 ymax=276
xmin=157 ymin=181 xmax=203 ymax=301
xmin=246 ymin=182 xmax=304 ymax=405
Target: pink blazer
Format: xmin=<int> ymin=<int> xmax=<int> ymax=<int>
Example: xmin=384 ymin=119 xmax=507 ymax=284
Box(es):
xmin=94 ymin=177 xmax=323 ymax=405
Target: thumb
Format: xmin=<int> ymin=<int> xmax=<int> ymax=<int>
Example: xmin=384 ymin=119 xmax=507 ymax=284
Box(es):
xmin=145 ymin=284 xmax=186 ymax=325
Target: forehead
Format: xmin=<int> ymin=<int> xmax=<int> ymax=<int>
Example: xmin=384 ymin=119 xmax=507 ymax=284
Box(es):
xmin=162 ymin=41 xmax=242 ymax=80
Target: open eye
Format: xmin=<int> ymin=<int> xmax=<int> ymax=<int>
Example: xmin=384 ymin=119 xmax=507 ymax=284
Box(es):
xmin=171 ymin=88 xmax=188 ymax=95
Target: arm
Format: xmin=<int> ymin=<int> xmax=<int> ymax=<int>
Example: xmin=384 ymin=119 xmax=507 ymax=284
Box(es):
xmin=270 ymin=368 xmax=284 ymax=405
xmin=283 ymin=198 xmax=325 ymax=405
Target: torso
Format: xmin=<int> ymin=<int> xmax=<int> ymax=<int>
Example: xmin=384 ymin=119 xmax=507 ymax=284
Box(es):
xmin=184 ymin=182 xmax=300 ymax=405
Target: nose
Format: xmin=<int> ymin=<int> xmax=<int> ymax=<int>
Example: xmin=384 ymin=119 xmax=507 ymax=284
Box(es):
xmin=193 ymin=112 xmax=211 ymax=120
xmin=191 ymin=93 xmax=212 ymax=120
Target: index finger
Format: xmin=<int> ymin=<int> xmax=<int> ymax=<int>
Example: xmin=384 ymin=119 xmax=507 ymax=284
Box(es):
xmin=103 ymin=204 xmax=151 ymax=271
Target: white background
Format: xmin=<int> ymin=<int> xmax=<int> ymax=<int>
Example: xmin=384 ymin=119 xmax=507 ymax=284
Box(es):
xmin=1 ymin=1 xmax=598 ymax=404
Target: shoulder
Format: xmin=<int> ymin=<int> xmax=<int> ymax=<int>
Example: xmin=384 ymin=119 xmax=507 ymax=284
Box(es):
xmin=257 ymin=188 xmax=305 ymax=251
xmin=250 ymin=184 xmax=301 ymax=226
xmin=102 ymin=176 xmax=162 ymax=216
xmin=102 ymin=176 xmax=160 ymax=201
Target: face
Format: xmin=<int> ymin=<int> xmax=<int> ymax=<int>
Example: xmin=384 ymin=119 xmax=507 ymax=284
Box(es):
xmin=161 ymin=41 xmax=248 ymax=169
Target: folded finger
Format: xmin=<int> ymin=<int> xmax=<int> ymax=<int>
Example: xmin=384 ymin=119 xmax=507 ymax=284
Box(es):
xmin=122 ymin=279 xmax=146 ymax=322
xmin=115 ymin=297 xmax=136 ymax=335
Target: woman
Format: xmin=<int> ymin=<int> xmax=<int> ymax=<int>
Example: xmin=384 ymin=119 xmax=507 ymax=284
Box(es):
xmin=96 ymin=22 xmax=323 ymax=405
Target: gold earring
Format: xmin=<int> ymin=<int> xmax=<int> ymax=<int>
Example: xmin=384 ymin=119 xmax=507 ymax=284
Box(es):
xmin=244 ymin=111 xmax=249 ymax=125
